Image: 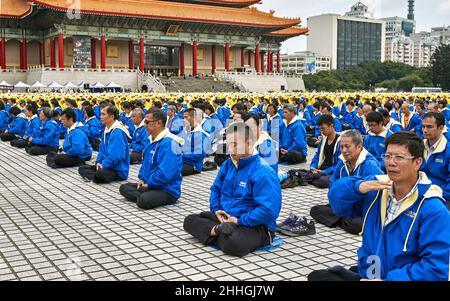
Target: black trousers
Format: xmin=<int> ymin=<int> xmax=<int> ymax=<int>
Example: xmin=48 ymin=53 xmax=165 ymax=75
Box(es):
xmin=183 ymin=211 xmax=273 ymax=257
xmin=130 ymin=152 xmax=143 ymax=164
xmin=0 ymin=132 xmax=18 ymax=142
xmin=214 ymin=154 xmax=229 ymax=167
xmin=91 ymin=138 xmax=101 ymax=152
xmin=11 ymin=139 xmax=29 ymax=148
xmin=182 ymin=164 xmax=199 ymax=177
xmin=25 ymin=144 xmax=58 ymax=156
xmin=279 ymin=151 xmax=306 ymax=165
xmin=47 ymin=153 xmax=90 ymax=168
xmin=310 ymin=204 xmax=362 ymax=235
xmin=310 ymin=175 xmax=331 ymax=189
xmin=307 ymin=137 xmax=320 ymax=148
xmin=119 ymin=183 xmax=177 ymax=210
xmin=78 ymin=165 xmax=121 ymax=184
xmin=308 ymin=266 xmax=360 ymax=281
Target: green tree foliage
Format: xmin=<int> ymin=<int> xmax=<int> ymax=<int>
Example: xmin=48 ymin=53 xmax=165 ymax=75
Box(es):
xmin=430 ymin=45 xmax=450 ymax=91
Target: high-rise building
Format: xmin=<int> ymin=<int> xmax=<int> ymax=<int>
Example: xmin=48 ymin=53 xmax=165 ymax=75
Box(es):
xmin=279 ymin=51 xmax=331 ymax=75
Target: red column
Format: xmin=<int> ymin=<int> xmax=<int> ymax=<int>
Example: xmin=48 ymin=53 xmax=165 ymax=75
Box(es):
xmin=39 ymin=41 xmax=44 ymax=66
xmin=100 ymin=35 xmax=106 ymax=70
xmin=255 ymin=44 xmax=260 ymax=73
xmin=267 ymin=50 xmax=271 ymax=73
xmin=139 ymin=37 xmax=145 ymax=72
xmin=247 ymin=51 xmax=251 ymax=67
xmin=21 ymin=35 xmax=27 ymax=70
xmin=192 ymin=40 xmax=198 ymax=76
xmin=50 ymin=38 xmax=56 ymax=68
xmin=1 ymin=33 xmax=6 ymax=69
xmin=211 ymin=45 xmax=216 ymax=74
xmin=260 ymin=51 xmax=265 ymax=73
xmin=180 ymin=43 xmax=185 ymax=76
xmin=91 ymin=38 xmax=96 ymax=69
xmin=224 ymin=42 xmax=229 ymax=72
xmin=277 ymin=50 xmax=281 ymax=73
xmin=57 ymin=32 xmax=63 ymax=70
xmin=241 ymin=47 xmax=245 ymax=67
xmin=128 ymin=40 xmax=134 ymax=70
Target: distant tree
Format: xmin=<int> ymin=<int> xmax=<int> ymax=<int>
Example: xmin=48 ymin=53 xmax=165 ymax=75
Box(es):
xmin=430 ymin=45 xmax=450 ymax=91
xmin=398 ymin=74 xmax=424 ymax=92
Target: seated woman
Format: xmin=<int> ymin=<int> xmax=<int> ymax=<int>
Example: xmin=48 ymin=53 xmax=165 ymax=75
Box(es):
xmin=11 ymin=103 xmax=41 ymax=148
xmin=129 ymin=108 xmax=148 ymax=164
xmin=0 ymin=101 xmax=8 ymax=133
xmin=0 ymin=106 xmax=28 ymax=142
xmin=25 ymin=107 xmax=60 ymax=156
xmin=184 ymin=122 xmax=282 ymax=257
xmin=53 ymin=110 xmax=67 ymax=140
xmin=84 ymin=106 xmax=102 ymax=151
xmin=46 ymin=109 xmax=92 ymax=168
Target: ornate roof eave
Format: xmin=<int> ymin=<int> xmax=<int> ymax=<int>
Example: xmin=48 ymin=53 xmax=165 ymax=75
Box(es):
xmin=267 ymin=27 xmax=309 ymax=37
xmin=0 ymin=0 xmax=33 ymax=19
xmin=160 ymin=0 xmax=262 ymax=8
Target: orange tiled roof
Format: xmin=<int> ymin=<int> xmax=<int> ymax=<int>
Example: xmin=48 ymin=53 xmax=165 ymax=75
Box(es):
xmin=28 ymin=0 xmax=300 ymax=28
xmin=161 ymin=0 xmax=262 ymax=5
xmin=268 ymin=27 xmax=309 ymax=37
xmin=0 ymin=0 xmax=32 ymax=18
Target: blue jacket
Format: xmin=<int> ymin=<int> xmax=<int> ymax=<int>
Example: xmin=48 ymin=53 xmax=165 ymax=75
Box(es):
xmin=33 ymin=120 xmax=60 ymax=148
xmin=62 ymin=123 xmax=92 ymax=159
xmin=8 ymin=114 xmax=28 ymax=137
xmin=311 ymin=135 xmax=341 ymax=176
xmin=314 ymin=116 xmax=342 ymax=138
xmin=421 ymin=136 xmax=450 ymax=201
xmin=353 ymin=115 xmax=368 ymax=135
xmin=96 ymin=122 xmax=131 ymax=180
xmin=386 ymin=119 xmax=403 ymax=133
xmin=24 ymin=115 xmax=41 ymax=139
xmin=330 ymin=149 xmax=383 ymax=188
xmin=218 ymin=105 xmax=231 ymax=127
xmin=254 ymin=132 xmax=278 ymax=173
xmin=138 ymin=129 xmax=184 ymax=199
xmin=167 ymin=115 xmax=184 ymax=136
xmin=401 ymin=113 xmax=422 ymax=132
xmin=74 ymin=108 xmax=85 ymax=124
xmin=181 ymin=125 xmax=209 ymax=172
xmin=310 ymin=111 xmax=321 ymax=129
xmin=210 ymin=155 xmax=281 ymax=232
xmin=0 ymin=110 xmax=8 ymax=130
xmin=85 ymin=117 xmax=102 ymax=142
xmin=130 ymin=122 xmax=149 ymax=154
xmin=264 ymin=114 xmax=284 ymax=143
xmin=297 ymin=108 xmax=312 ymax=128
xmin=441 ymin=107 xmax=450 ymax=122
xmin=363 ymin=129 xmax=393 ymax=169
xmin=208 ymin=113 xmax=223 ymax=141
xmin=93 ymin=106 xmax=101 ymax=119
xmin=341 ymin=109 xmax=357 ymax=128
xmin=280 ymin=116 xmax=308 ymax=157
xmin=329 ymin=173 xmax=450 ymax=281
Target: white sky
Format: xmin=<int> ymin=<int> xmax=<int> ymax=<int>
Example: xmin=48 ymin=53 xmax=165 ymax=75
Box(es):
xmin=257 ymin=0 xmax=450 ymax=53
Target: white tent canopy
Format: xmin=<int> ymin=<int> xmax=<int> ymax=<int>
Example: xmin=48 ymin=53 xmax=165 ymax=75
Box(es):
xmin=48 ymin=81 xmax=63 ymax=88
xmin=64 ymin=82 xmax=79 ymax=89
xmin=0 ymin=80 xmax=13 ymax=87
xmin=14 ymin=81 xmax=30 ymax=88
xmin=106 ymin=82 xmax=121 ymax=88
xmin=31 ymin=81 xmax=46 ymax=88
xmin=91 ymin=82 xmax=105 ymax=88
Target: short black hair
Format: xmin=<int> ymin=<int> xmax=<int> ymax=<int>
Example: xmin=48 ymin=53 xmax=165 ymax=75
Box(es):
xmin=26 ymin=102 xmax=38 ymax=115
xmin=62 ymin=108 xmax=77 ymax=122
xmin=317 ymin=114 xmax=335 ymax=127
xmin=231 ymin=103 xmax=247 ymax=113
xmin=84 ymin=106 xmax=95 ymax=118
xmin=9 ymin=106 xmax=21 ymax=117
xmin=104 ymin=106 xmax=119 ymax=120
xmin=241 ymin=112 xmax=261 ymax=127
xmin=0 ymin=101 xmax=4 ymax=111
xmin=383 ymin=102 xmax=393 ymax=112
xmin=147 ymin=108 xmax=167 ymax=127
xmin=385 ymin=132 xmax=424 ymax=159
xmin=366 ymin=112 xmax=384 ymax=124
xmin=423 ymin=112 xmax=446 ymax=128
xmin=65 ymin=99 xmax=78 ymax=108
xmin=381 ymin=109 xmax=391 ymax=119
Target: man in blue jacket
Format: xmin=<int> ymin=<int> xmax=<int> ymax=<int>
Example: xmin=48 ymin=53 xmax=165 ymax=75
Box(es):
xmin=401 ymin=102 xmax=422 ymax=132
xmin=310 ymin=130 xmax=384 ymax=235
xmin=309 ymin=132 xmax=449 ymax=281
xmin=420 ymin=112 xmax=450 ymax=205
xmin=382 ymin=110 xmax=403 ymax=133
xmin=363 ymin=112 xmax=393 ymax=171
xmin=184 ymin=122 xmax=282 ymax=257
xmin=0 ymin=106 xmax=27 ymax=142
xmin=181 ymin=108 xmax=210 ymax=176
xmin=279 ymin=104 xmax=308 ymax=164
xmin=11 ymin=103 xmax=41 ymax=149
xmin=129 ymin=108 xmax=149 ymax=164
xmin=25 ymin=107 xmax=60 ymax=156
xmin=119 ymin=109 xmax=184 ymax=210
xmin=84 ymin=106 xmax=102 ymax=151
xmin=47 ymin=109 xmax=92 ymax=168
xmin=78 ymin=106 xmax=131 ymax=184
xmin=166 ymin=105 xmax=184 ymax=136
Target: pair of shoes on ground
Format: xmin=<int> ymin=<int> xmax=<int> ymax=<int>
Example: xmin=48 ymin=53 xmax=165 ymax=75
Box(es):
xmin=281 ymin=177 xmax=308 ymax=189
xmin=276 ymin=213 xmax=316 ymax=236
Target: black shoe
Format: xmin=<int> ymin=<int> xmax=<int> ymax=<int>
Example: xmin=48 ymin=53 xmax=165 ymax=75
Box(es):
xmin=281 ymin=178 xmax=300 ymax=189
xmin=203 ymin=161 xmax=218 ymax=172
xmin=276 ymin=213 xmax=299 ymax=232
xmin=278 ymin=217 xmax=316 ymax=236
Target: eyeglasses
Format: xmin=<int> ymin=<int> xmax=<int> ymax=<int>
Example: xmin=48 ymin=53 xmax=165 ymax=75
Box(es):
xmin=144 ymin=119 xmax=158 ymax=125
xmin=381 ymin=154 xmax=416 ymax=163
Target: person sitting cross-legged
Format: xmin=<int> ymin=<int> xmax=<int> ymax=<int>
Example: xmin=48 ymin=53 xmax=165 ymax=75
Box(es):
xmin=46 ymin=108 xmax=92 ymax=168
xmin=308 ymin=132 xmax=449 ymax=281
xmin=78 ymin=106 xmax=131 ymax=184
xmin=184 ymin=122 xmax=281 ymax=257
xmin=119 ymin=109 xmax=184 ymax=210
xmin=25 ymin=107 xmax=60 ymax=156
xmin=310 ymin=130 xmax=383 ymax=235
xmin=0 ymin=106 xmax=27 ymax=142
xmin=84 ymin=106 xmax=102 ymax=151
xmin=129 ymin=108 xmax=149 ymax=164
xmin=11 ymin=103 xmax=41 ymax=148
xmin=279 ymin=104 xmax=308 ymax=164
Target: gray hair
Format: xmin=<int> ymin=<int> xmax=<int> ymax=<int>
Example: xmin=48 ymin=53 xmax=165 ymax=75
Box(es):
xmin=40 ymin=107 xmax=53 ymax=119
xmin=283 ymin=104 xmax=296 ymax=113
xmin=132 ymin=108 xmax=145 ymax=119
xmin=341 ymin=129 xmax=363 ymax=145
xmin=167 ymin=105 xmax=176 ymax=113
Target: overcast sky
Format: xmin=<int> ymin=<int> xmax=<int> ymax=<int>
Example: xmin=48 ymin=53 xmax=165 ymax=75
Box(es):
xmin=257 ymin=0 xmax=450 ymax=54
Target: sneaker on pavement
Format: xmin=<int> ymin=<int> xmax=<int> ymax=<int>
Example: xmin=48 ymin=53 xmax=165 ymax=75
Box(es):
xmin=276 ymin=213 xmax=299 ymax=232
xmin=279 ymin=217 xmax=316 ymax=236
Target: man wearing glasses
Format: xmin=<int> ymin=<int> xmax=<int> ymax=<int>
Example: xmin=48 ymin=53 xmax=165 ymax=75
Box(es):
xmin=309 ymin=131 xmax=449 ymax=281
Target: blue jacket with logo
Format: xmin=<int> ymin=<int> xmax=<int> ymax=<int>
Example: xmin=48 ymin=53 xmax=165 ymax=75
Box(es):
xmin=264 ymin=114 xmax=284 ymax=143
xmin=254 ymin=131 xmax=278 ymax=174
xmin=8 ymin=114 xmax=28 ymax=137
xmin=96 ymin=122 xmax=131 ymax=180
xmin=210 ymin=155 xmax=282 ymax=232
xmin=363 ymin=129 xmax=393 ymax=169
xmin=421 ymin=137 xmax=450 ymax=201
xmin=341 ymin=109 xmax=357 ymax=128
xmin=280 ymin=116 xmax=308 ymax=157
xmin=181 ymin=125 xmax=209 ymax=172
xmin=24 ymin=115 xmax=41 ymax=139
xmin=167 ymin=115 xmax=184 ymax=136
xmin=62 ymin=123 xmax=92 ymax=159
xmin=85 ymin=117 xmax=102 ymax=143
xmin=138 ymin=129 xmax=184 ymax=199
xmin=130 ymin=123 xmax=149 ymax=154
xmin=386 ymin=119 xmax=403 ymax=133
xmin=311 ymin=135 xmax=341 ymax=176
xmin=329 ymin=173 xmax=450 ymax=281
xmin=33 ymin=120 xmax=60 ymax=148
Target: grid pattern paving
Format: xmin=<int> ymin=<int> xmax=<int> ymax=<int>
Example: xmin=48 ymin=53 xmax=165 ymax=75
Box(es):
xmin=0 ymin=141 xmax=361 ymax=281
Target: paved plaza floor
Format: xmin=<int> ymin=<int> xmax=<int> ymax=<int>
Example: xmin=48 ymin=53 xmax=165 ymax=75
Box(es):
xmin=0 ymin=141 xmax=361 ymax=281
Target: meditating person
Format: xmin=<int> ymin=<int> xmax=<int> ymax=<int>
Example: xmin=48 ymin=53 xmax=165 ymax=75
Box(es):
xmin=25 ymin=107 xmax=60 ymax=156
xmin=0 ymin=106 xmax=28 ymax=142
xmin=129 ymin=108 xmax=149 ymax=164
xmin=11 ymin=103 xmax=41 ymax=148
xmin=279 ymin=104 xmax=308 ymax=164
